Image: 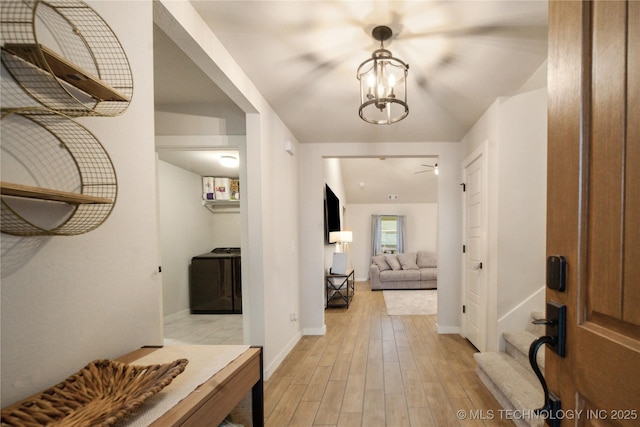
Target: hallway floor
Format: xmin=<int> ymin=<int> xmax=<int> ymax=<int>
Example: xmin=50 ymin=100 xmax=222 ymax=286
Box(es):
xmin=162 ymin=282 xmax=510 ymax=426
xmin=262 ymin=281 xmax=511 ymax=426
xmin=163 ymin=311 xmax=243 ymax=345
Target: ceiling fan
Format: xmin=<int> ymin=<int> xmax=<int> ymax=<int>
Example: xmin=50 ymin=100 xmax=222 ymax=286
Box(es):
xmin=415 ymin=163 xmax=439 ymax=175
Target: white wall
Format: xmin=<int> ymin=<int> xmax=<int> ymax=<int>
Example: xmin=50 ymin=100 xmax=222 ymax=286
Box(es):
xmin=1 ymin=1 xmax=161 ymax=406
xmin=347 ymin=203 xmax=438 ymax=280
xmin=258 ymin=109 xmax=302 ymax=376
xmin=154 ymin=0 xmax=303 ymax=378
xmin=496 ymin=89 xmax=547 ymax=318
xmin=211 ymin=212 xmax=242 ymax=247
xmin=157 ymin=160 xmax=241 ymax=316
xmin=460 ymin=87 xmax=547 ymax=351
xmin=300 ymin=142 xmax=462 ymax=335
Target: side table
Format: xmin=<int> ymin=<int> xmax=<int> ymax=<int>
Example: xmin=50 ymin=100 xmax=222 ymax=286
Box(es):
xmin=326 ymin=269 xmax=355 ymax=308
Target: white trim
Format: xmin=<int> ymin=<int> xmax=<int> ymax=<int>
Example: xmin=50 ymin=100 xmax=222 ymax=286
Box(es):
xmin=264 ymin=330 xmax=302 ymax=380
xmin=437 ymin=325 xmax=461 ymax=334
xmin=303 ymin=325 xmax=327 ymax=336
xmin=155 ymin=135 xmax=245 ymax=149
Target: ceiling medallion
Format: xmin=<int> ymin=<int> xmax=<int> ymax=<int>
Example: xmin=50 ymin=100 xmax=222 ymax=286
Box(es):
xmin=357 ymin=25 xmax=409 ymax=125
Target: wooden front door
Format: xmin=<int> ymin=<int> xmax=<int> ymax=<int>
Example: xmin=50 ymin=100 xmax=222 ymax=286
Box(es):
xmin=546 ymin=0 xmax=640 ymax=424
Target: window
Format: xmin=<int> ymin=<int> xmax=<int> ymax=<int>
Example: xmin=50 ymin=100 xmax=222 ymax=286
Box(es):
xmin=371 ymin=214 xmax=405 ymax=255
xmin=380 ymin=216 xmax=399 ymax=253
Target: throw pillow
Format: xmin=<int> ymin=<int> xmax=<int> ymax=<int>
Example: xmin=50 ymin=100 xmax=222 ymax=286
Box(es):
xmin=397 ymin=252 xmax=419 ymax=270
xmin=417 ymin=251 xmax=438 ymax=268
xmin=372 ymin=255 xmax=391 ymax=271
xmin=385 ymin=254 xmax=402 ymax=270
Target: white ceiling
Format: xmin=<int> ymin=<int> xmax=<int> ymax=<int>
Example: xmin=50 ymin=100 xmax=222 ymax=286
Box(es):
xmin=340 ymin=157 xmax=439 ymax=204
xmin=157 ymin=150 xmax=240 ymax=178
xmin=153 ymin=1 xmax=548 ymax=203
xmin=189 ymin=0 xmax=548 ymax=143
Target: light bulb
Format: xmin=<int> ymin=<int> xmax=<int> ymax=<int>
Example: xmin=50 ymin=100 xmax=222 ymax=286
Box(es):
xmin=367 ymin=73 xmax=376 ymax=88
xmin=388 ymin=74 xmax=396 ymax=87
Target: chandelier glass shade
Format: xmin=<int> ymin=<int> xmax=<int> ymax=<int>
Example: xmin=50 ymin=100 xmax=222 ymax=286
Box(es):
xmin=357 ymin=26 xmax=409 ymax=125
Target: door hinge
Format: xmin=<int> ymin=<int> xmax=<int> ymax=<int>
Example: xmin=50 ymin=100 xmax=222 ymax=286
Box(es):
xmin=461 ymin=183 xmax=466 ymax=192
xmin=463 ymin=245 xmax=466 ymax=253
xmin=462 ymin=305 xmax=466 ymax=314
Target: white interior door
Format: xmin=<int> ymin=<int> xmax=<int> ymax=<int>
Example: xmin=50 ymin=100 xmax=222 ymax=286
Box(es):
xmin=462 ymin=145 xmax=487 ymax=351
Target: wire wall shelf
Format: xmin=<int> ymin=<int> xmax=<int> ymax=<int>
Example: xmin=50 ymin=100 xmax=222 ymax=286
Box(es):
xmin=1 ymin=110 xmax=117 ymax=236
xmin=1 ymin=0 xmax=129 ymax=236
xmin=1 ymin=0 xmax=133 ymax=117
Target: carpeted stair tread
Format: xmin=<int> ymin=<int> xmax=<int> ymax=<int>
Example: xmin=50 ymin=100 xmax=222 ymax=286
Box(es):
xmin=475 ymin=352 xmax=544 ymax=426
xmin=527 ymin=311 xmax=546 ymax=336
xmin=504 ymin=330 xmax=545 ymax=372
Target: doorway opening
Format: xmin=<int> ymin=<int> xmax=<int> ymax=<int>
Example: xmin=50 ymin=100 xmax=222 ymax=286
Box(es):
xmin=153 ymin=22 xmax=247 ymax=346
xmin=323 ymin=156 xmax=439 ymax=317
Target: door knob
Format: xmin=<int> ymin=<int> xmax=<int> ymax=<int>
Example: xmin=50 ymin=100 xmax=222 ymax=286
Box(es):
xmin=472 ymin=262 xmax=483 ymax=270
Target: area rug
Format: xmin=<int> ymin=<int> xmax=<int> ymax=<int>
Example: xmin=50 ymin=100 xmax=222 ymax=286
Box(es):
xmin=383 ymin=290 xmax=437 ymax=315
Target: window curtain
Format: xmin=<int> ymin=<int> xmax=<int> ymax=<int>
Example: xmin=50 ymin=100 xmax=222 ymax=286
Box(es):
xmin=371 ymin=214 xmax=406 ymax=255
xmin=397 ymin=215 xmax=406 ymax=253
xmin=371 ymin=215 xmax=382 ymax=257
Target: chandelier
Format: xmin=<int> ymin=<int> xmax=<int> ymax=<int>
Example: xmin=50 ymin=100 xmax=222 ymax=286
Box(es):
xmin=357 ymin=26 xmax=409 ymax=125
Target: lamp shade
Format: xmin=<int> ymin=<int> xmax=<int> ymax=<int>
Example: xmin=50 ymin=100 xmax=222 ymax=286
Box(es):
xmin=339 ymin=231 xmax=353 ymax=243
xmin=329 ymin=231 xmax=353 ymax=243
xmin=328 ymin=231 xmax=341 ymax=243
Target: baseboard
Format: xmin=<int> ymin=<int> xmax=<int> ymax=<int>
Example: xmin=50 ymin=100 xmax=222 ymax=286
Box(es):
xmin=264 ymin=330 xmax=302 ymax=380
xmin=303 ymin=325 xmax=327 ymax=336
xmin=437 ymin=324 xmax=461 ymax=334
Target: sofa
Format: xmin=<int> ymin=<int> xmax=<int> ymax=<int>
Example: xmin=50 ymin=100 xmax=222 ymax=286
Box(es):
xmin=369 ymin=251 xmax=437 ymax=290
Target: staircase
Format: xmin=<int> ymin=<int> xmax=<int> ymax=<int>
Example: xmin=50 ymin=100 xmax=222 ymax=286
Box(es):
xmin=474 ymin=312 xmax=546 ymax=427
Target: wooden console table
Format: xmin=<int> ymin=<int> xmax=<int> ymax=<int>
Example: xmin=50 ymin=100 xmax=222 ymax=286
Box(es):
xmin=117 ymin=346 xmax=264 ymax=426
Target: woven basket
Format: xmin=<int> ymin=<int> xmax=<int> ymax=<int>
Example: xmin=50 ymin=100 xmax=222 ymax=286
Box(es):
xmin=1 ymin=358 xmax=188 ymax=426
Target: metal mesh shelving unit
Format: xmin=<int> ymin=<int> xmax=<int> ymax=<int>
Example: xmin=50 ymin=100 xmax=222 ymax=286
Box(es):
xmin=1 ymin=0 xmax=133 ymax=117
xmin=1 ymin=110 xmax=117 ymax=236
xmin=0 ymin=0 xmax=128 ymax=236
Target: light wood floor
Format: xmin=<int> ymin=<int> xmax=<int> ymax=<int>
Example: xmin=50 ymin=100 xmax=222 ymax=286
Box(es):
xmin=263 ymin=282 xmax=512 ymax=427
xmin=162 ymin=282 xmax=511 ymax=426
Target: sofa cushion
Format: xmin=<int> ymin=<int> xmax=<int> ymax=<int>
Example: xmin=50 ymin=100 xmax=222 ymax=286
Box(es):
xmin=420 ymin=268 xmax=438 ymax=281
xmin=385 ymin=254 xmax=402 ymax=270
xmin=372 ymin=255 xmax=391 ymax=271
xmin=379 ymin=269 xmax=421 ymax=281
xmin=397 ymin=252 xmax=419 ymax=270
xmin=417 ymin=251 xmax=437 ymax=268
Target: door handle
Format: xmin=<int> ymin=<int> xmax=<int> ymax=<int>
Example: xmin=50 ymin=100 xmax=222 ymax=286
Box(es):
xmin=529 ymin=300 xmax=566 ymax=426
xmin=529 ymin=337 xmax=561 ymax=426
xmin=472 ymin=262 xmax=483 ymax=270
xmin=532 ymin=301 xmax=566 ymax=357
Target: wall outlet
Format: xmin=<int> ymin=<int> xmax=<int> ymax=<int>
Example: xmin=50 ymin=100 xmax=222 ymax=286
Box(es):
xmin=289 ymin=313 xmax=298 ymax=322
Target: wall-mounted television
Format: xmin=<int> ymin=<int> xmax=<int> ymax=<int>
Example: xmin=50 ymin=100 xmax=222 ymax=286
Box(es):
xmin=324 ymin=184 xmax=341 ymax=243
